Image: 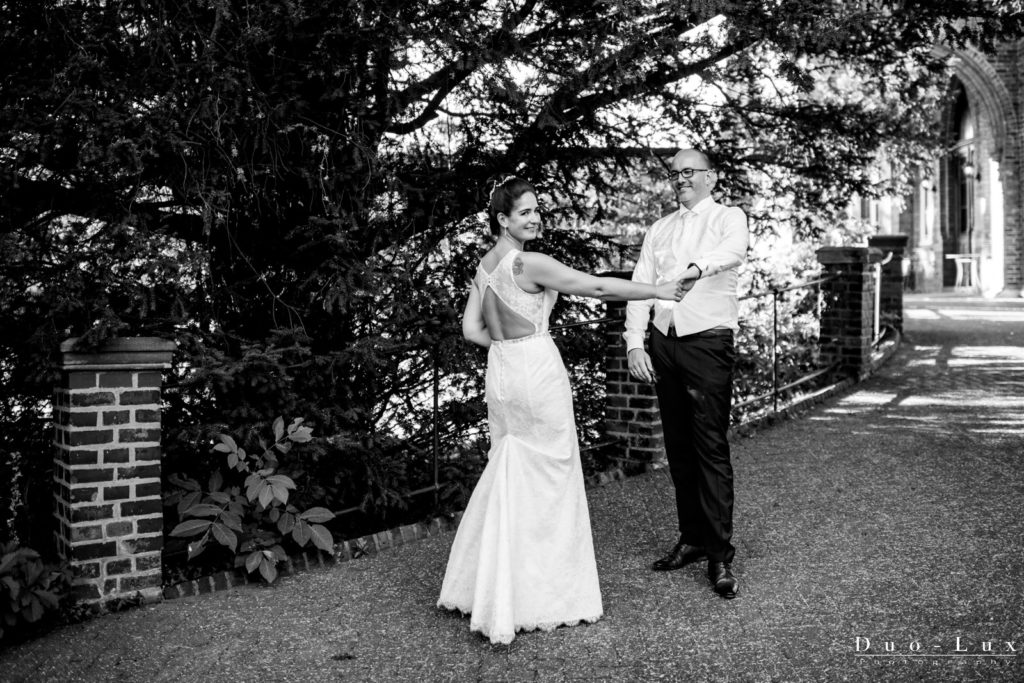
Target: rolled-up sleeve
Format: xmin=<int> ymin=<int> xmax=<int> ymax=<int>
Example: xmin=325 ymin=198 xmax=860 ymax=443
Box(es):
xmin=624 ymin=232 xmax=656 ymax=352
xmin=692 ymin=206 xmax=748 ymax=277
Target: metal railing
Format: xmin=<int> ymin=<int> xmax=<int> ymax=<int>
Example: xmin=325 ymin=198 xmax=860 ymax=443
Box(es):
xmin=734 ymin=275 xmax=838 ymax=415
xmin=334 ymin=273 xmax=848 ymax=518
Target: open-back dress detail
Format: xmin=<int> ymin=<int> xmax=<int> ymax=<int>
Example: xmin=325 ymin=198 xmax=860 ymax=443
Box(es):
xmin=437 ymin=249 xmax=603 ymax=645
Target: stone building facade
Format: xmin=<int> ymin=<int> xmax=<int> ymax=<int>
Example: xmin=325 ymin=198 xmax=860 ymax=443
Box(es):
xmin=854 ymin=39 xmax=1024 ymax=297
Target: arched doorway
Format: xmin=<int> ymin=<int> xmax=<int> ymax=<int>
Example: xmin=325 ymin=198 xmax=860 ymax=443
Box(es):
xmin=940 ymin=82 xmax=977 ymax=287
xmin=936 ymin=72 xmax=1007 ymax=295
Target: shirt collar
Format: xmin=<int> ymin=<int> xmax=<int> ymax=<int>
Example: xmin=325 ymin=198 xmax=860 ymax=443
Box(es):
xmin=679 ymin=196 xmax=716 ymax=218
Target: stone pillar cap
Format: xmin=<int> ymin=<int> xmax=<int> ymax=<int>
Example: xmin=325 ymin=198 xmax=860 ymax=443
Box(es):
xmin=867 ymin=234 xmax=910 ymax=247
xmin=61 ymin=337 xmax=177 ymax=370
xmin=816 ymin=246 xmax=886 ymax=265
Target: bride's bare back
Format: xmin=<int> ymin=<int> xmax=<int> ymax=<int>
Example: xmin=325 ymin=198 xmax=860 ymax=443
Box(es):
xmin=478 ymin=247 xmax=546 ymax=341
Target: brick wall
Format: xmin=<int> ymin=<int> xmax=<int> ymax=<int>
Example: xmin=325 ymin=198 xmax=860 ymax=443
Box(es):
xmin=54 ymin=338 xmax=175 ymax=604
xmin=988 ymin=39 xmax=1023 ymax=292
xmin=603 ymin=298 xmax=665 ymax=473
xmin=816 ymin=247 xmax=886 ymax=379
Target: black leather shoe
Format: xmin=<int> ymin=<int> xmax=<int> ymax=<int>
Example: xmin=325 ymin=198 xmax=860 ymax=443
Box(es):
xmin=707 ymin=561 xmax=738 ymax=599
xmin=651 ymin=537 xmax=706 ymax=571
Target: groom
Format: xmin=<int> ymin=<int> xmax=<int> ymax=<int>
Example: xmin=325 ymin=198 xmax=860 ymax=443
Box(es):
xmin=624 ymin=148 xmax=749 ymax=599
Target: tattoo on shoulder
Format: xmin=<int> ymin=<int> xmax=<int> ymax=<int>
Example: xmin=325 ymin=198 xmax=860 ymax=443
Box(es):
xmin=513 ymin=256 xmax=524 ymax=276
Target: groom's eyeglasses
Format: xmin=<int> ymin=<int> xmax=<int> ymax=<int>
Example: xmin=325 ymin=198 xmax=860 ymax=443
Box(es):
xmin=659 ymin=168 xmax=710 ymax=181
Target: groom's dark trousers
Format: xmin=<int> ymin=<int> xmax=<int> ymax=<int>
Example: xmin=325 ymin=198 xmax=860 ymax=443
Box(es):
xmin=649 ymin=325 xmax=736 ymax=563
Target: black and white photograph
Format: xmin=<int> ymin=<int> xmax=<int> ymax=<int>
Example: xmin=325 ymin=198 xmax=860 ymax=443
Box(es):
xmin=1 ymin=1 xmax=1022 ymax=680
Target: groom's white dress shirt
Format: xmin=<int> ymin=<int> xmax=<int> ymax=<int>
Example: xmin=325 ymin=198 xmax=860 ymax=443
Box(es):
xmin=624 ymin=196 xmax=749 ymax=350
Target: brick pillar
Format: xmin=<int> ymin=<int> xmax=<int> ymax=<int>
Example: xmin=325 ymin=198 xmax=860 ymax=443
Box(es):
xmin=54 ymin=337 xmax=175 ymax=604
xmin=868 ymin=234 xmax=910 ymax=333
xmin=816 ymin=247 xmax=886 ymax=379
xmin=603 ymin=296 xmax=664 ymax=474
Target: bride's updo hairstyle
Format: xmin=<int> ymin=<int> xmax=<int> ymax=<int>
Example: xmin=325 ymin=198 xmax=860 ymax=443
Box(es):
xmin=487 ymin=176 xmax=536 ymax=237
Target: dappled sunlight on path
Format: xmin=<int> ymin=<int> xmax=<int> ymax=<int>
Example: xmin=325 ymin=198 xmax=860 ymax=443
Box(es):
xmin=1 ymin=293 xmax=1022 ymax=681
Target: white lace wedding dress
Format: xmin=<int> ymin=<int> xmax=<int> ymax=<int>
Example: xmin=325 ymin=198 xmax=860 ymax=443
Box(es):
xmin=437 ymin=248 xmax=603 ymax=645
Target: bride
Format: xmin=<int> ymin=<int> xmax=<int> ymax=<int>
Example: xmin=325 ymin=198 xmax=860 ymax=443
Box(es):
xmin=437 ymin=176 xmax=688 ymax=644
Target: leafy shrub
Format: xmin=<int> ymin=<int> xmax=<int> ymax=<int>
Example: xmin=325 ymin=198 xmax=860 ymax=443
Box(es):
xmin=0 ymin=543 xmax=70 ymax=643
xmin=164 ymin=417 xmax=336 ymax=584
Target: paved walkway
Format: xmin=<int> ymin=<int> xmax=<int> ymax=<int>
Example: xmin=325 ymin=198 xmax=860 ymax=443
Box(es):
xmin=2 ymin=293 xmax=1023 ymax=682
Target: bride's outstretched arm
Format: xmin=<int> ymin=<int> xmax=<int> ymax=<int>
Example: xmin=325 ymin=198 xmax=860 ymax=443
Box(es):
xmin=519 ymin=253 xmax=688 ymax=302
xmin=461 ymin=284 xmax=492 ymax=348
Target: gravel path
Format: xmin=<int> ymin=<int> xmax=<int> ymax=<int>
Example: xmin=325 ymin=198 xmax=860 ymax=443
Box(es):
xmin=2 ymin=293 xmax=1022 ymax=682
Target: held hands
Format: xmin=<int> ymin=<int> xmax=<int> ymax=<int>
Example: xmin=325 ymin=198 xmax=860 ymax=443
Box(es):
xmin=655 ymin=278 xmax=695 ymax=301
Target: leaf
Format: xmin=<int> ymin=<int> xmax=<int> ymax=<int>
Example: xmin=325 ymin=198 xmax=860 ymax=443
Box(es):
xmin=269 ymin=483 xmax=289 ymax=505
xmin=310 ymin=524 xmax=334 ymax=553
xmin=208 ymin=491 xmax=231 ymax=505
xmin=265 ymin=474 xmax=296 ymax=489
xmin=299 ymin=507 xmax=335 ymax=523
xmin=276 ymin=512 xmax=295 ymax=535
xmin=218 ymin=433 xmax=238 ymax=452
xmin=188 ymin=538 xmax=208 ymax=560
xmin=288 ymin=425 xmax=313 ymax=443
xmin=211 ymin=523 xmax=238 ymax=552
xmin=177 ymin=491 xmax=201 ymax=516
xmin=23 ymin=563 xmax=42 ymax=586
xmin=34 ymin=588 xmax=59 ymax=610
xmin=25 ymin=598 xmax=43 ymax=623
xmin=183 ymin=504 xmax=224 ymax=519
xmin=170 ymin=519 xmax=212 ymax=537
xmin=221 ymin=511 xmax=243 ymax=532
xmin=257 ymin=483 xmax=274 ymax=509
xmin=1 ymin=576 xmax=20 ymax=598
xmin=245 ymin=550 xmax=262 ymax=574
xmin=270 ymin=545 xmax=288 ymax=561
xmin=245 ymin=475 xmax=261 ymax=502
xmin=168 ymin=473 xmax=201 ymax=492
xmin=0 ymin=553 xmax=17 ymax=575
xmin=268 ymin=507 xmax=281 ymax=522
xmin=209 ymin=470 xmax=224 ymax=492
xmin=258 ymin=557 xmax=277 ymax=584
xmin=273 ymin=416 xmax=284 ymax=442
xmin=213 ymin=443 xmax=233 ymax=454
xmin=292 ymin=520 xmax=312 ymax=546
xmin=274 ymin=441 xmax=292 ymax=454
xmin=227 ymin=453 xmax=238 ymax=469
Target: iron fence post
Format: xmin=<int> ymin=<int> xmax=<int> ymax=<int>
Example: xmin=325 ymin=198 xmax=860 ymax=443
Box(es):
xmin=432 ymin=355 xmax=440 ymax=507
xmin=772 ymin=290 xmax=779 ymax=414
xmin=873 ymin=262 xmax=882 ymax=344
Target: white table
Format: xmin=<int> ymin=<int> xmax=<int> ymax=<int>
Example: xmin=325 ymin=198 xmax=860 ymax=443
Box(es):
xmin=945 ymin=253 xmax=981 ymax=289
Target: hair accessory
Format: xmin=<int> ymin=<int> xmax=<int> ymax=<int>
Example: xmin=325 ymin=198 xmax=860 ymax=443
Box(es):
xmin=490 ymin=174 xmax=519 ymax=194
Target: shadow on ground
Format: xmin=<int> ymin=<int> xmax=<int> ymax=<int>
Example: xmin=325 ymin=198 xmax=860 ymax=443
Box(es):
xmin=1 ymin=294 xmax=1022 ymax=682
